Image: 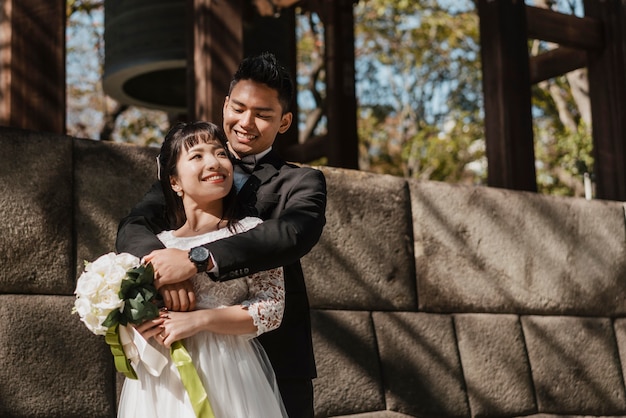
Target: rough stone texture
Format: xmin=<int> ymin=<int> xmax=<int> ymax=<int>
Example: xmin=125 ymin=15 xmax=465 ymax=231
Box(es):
xmin=74 ymin=138 xmax=159 ymax=276
xmin=2 ymin=130 xmax=626 ymax=417
xmin=0 ymin=128 xmax=74 ymax=294
xmin=521 ymin=316 xmax=626 ymax=415
xmin=332 ymin=413 xmax=416 ymax=418
xmin=455 ymin=313 xmax=536 ymax=417
xmin=303 ymin=167 xmax=417 ymax=311
xmin=410 ymin=180 xmax=626 ymax=316
xmin=614 ymin=318 xmax=626 ymax=393
xmin=0 ymin=295 xmax=116 ymax=418
xmin=311 ymin=310 xmax=384 ymax=416
xmin=373 ymin=312 xmax=469 ymax=417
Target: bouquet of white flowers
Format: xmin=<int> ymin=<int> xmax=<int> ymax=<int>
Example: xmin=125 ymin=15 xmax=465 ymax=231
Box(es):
xmin=73 ymin=252 xmax=160 ymax=378
xmin=73 ymin=252 xmax=214 ymax=416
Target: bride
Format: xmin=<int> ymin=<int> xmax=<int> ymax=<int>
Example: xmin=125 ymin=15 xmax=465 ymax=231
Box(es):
xmin=117 ymin=121 xmax=288 ymax=418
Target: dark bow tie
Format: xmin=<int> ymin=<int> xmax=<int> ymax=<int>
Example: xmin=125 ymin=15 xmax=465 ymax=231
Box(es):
xmin=233 ymin=158 xmax=256 ymax=174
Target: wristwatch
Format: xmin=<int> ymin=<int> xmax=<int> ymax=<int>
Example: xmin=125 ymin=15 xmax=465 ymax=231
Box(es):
xmin=188 ymin=246 xmax=210 ymax=273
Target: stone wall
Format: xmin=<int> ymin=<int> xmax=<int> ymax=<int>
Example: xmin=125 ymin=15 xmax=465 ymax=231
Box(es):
xmin=1 ymin=127 xmax=626 ymax=417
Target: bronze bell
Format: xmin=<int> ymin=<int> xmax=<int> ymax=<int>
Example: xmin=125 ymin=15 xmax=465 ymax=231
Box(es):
xmin=103 ymin=0 xmax=187 ymax=114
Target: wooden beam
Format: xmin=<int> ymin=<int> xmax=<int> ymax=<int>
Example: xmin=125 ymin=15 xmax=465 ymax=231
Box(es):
xmin=0 ymin=0 xmax=65 ymax=133
xmin=526 ymin=5 xmax=603 ymax=50
xmin=478 ymin=0 xmax=537 ymax=192
xmin=529 ymin=47 xmax=587 ymax=84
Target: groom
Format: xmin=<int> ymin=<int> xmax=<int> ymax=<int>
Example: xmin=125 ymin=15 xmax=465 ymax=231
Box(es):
xmin=116 ymin=52 xmax=326 ymax=418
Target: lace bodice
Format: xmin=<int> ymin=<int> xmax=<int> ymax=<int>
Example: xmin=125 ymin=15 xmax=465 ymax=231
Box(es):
xmin=157 ymin=217 xmax=285 ymax=336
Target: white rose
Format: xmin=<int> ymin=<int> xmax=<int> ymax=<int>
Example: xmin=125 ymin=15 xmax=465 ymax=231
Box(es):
xmin=85 ymin=252 xmax=116 ymax=273
xmin=75 ymin=270 xmax=104 ymax=297
xmin=89 ymin=255 xmax=126 ymax=286
xmin=73 ymin=296 xmax=91 ymax=317
xmin=116 ymin=253 xmax=141 ymax=271
xmin=93 ymin=287 xmax=123 ymax=312
xmin=81 ymin=311 xmax=107 ymax=335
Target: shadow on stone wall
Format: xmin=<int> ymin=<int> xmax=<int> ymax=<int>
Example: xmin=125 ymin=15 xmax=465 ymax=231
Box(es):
xmin=1 ymin=127 xmax=626 ymax=417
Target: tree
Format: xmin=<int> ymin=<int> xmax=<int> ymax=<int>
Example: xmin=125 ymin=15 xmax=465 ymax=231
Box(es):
xmin=354 ymin=0 xmax=487 ymax=184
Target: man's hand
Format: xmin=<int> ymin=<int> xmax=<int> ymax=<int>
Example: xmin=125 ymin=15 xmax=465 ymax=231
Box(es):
xmin=144 ymin=248 xmax=198 ymax=311
xmin=144 ymin=248 xmax=196 ymax=287
xmin=159 ymin=281 xmax=196 ymax=311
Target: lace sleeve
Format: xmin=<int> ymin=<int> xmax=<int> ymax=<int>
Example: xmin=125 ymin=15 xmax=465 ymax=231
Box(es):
xmin=241 ymin=267 xmax=285 ymax=336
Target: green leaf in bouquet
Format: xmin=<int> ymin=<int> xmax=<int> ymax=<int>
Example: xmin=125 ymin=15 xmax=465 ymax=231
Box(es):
xmin=119 ymin=264 xmax=157 ymax=301
xmin=123 ymin=290 xmax=159 ymax=325
xmin=102 ymin=308 xmax=121 ymax=328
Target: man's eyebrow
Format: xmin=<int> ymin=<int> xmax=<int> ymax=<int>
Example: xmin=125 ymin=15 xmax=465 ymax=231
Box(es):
xmin=230 ymin=99 xmax=276 ymax=113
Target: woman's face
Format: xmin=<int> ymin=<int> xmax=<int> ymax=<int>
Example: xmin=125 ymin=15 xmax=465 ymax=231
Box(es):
xmin=170 ymin=140 xmax=233 ymax=206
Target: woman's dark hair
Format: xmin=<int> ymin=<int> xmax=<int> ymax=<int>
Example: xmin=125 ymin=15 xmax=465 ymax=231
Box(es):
xmin=157 ymin=121 xmax=239 ymax=230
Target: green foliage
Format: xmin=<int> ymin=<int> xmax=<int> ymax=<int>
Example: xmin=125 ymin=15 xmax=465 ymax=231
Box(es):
xmin=354 ymin=0 xmax=485 ymax=184
xmin=353 ymin=0 xmax=591 ymax=196
xmin=102 ymin=263 xmax=160 ymax=327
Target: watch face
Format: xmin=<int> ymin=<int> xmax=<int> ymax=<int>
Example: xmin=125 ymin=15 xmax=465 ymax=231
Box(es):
xmin=190 ymin=246 xmax=209 ymax=262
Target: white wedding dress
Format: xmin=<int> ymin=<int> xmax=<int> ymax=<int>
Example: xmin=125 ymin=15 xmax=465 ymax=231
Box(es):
xmin=117 ymin=217 xmax=288 ymax=418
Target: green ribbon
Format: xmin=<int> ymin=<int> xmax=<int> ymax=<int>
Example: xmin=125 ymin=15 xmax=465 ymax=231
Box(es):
xmin=105 ymin=324 xmax=138 ymax=380
xmin=170 ymin=341 xmax=215 ymax=418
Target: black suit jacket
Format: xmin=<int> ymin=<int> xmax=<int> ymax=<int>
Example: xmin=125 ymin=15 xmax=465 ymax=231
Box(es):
xmin=116 ymin=150 xmax=327 ymax=380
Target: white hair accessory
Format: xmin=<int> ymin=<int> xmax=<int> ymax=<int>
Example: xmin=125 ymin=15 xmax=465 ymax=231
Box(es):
xmin=156 ymin=155 xmax=162 ymax=181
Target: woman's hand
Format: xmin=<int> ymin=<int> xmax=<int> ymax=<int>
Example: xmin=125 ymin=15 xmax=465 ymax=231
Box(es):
xmin=158 ymin=310 xmax=205 ymax=348
xmin=134 ymin=315 xmax=166 ymax=342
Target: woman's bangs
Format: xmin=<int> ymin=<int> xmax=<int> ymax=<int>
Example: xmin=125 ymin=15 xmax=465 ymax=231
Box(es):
xmin=182 ymin=131 xmax=223 ymax=152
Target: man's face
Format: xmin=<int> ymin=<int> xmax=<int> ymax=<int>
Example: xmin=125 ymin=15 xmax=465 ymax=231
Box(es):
xmin=223 ymin=79 xmax=292 ymax=157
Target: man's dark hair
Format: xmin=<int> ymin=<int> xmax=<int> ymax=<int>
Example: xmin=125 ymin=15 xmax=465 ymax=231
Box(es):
xmin=229 ymin=51 xmax=294 ymax=114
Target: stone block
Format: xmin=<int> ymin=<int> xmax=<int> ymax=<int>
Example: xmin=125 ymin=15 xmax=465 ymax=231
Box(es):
xmin=410 ymin=180 xmax=626 ymax=316
xmin=303 ymin=167 xmax=416 ymax=311
xmin=521 ymin=316 xmax=626 ymax=415
xmin=312 ymin=309 xmax=384 ymax=417
xmin=0 ymin=128 xmax=73 ymax=294
xmin=615 ymin=319 xmax=626 ymax=391
xmin=331 ymin=412 xmax=415 ymax=418
xmin=372 ymin=312 xmax=468 ymax=417
xmin=74 ymin=138 xmax=158 ymax=274
xmin=455 ymin=313 xmax=536 ymax=416
xmin=0 ymin=295 xmax=116 ymax=417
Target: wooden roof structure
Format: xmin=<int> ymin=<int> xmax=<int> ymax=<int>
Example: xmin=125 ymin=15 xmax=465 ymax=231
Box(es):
xmin=1 ymin=0 xmax=625 ymax=200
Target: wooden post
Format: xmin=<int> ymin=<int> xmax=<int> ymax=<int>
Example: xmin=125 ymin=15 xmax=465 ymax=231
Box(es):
xmin=583 ymin=0 xmax=626 ymax=201
xmin=188 ymin=0 xmax=243 ymax=124
xmin=322 ymin=0 xmax=359 ymax=169
xmin=478 ymin=0 xmax=537 ymax=192
xmin=0 ymin=0 xmax=65 ymax=134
